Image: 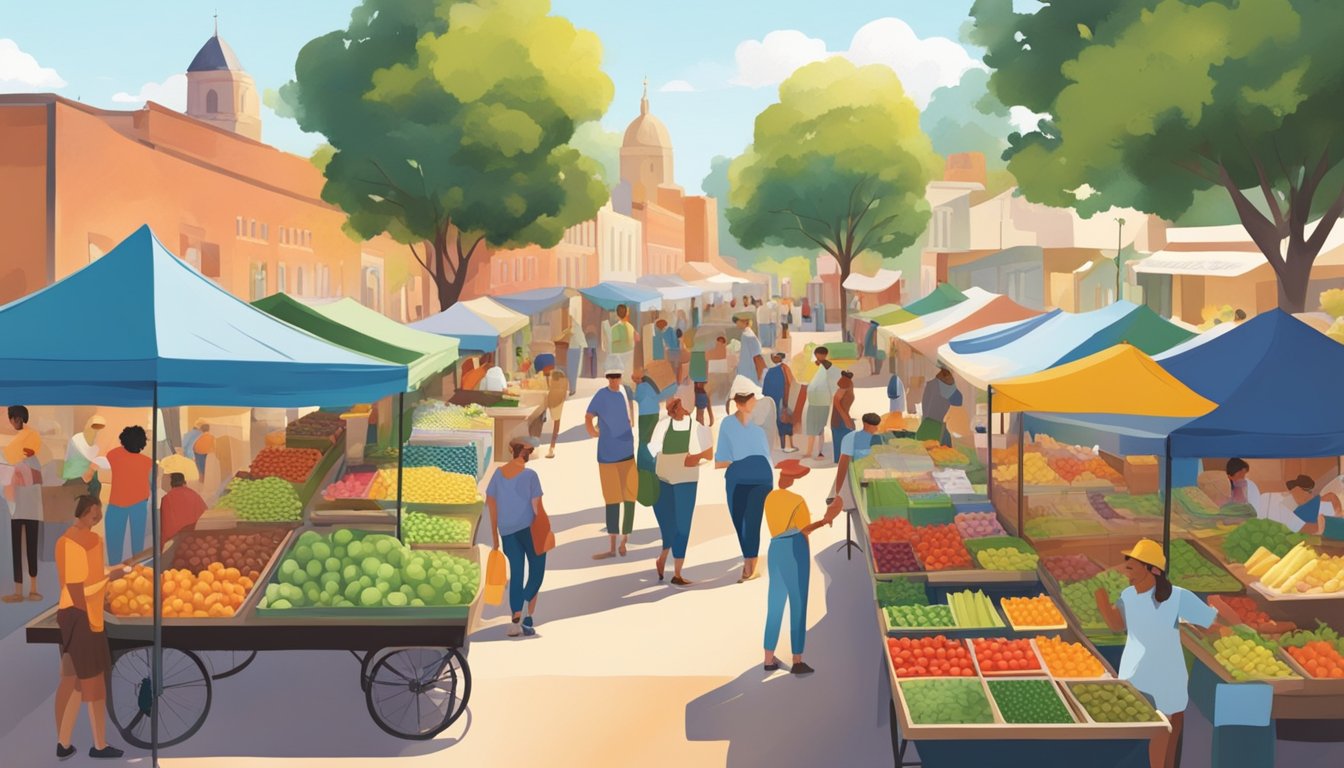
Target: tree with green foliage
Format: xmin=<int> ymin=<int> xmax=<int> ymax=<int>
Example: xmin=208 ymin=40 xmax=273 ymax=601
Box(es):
xmin=920 ymin=68 xmax=1017 ymax=197
xmin=701 ymin=156 xmax=810 ymax=274
xmin=969 ymin=0 xmax=1344 ymax=313
xmin=727 ymin=58 xmax=940 ymax=332
xmin=279 ymin=0 xmax=612 ymax=310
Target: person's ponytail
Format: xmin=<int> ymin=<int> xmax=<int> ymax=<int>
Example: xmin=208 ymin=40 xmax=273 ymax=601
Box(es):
xmin=1153 ymin=568 xmax=1173 ymax=604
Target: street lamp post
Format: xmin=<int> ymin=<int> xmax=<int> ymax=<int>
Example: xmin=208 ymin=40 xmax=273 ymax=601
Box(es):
xmin=1114 ymin=217 xmax=1127 ymax=303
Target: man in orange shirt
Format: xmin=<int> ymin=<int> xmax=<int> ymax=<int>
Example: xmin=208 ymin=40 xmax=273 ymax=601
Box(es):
xmin=104 ymin=426 xmax=152 ymax=564
xmin=55 ymin=495 xmax=128 ymax=760
xmin=160 ymin=473 xmax=207 ymax=543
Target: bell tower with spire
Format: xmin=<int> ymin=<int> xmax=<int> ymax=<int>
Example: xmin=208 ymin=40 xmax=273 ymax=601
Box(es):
xmin=619 ymin=78 xmax=675 ymax=206
xmin=185 ymin=14 xmax=262 ymax=140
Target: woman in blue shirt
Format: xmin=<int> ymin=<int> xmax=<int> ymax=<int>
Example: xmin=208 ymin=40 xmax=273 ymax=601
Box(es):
xmin=715 ymin=375 xmax=775 ymax=582
xmin=488 ymin=438 xmax=548 ymax=637
xmin=1095 ymin=539 xmax=1227 ymax=768
xmin=1285 ymin=475 xmax=1341 ymax=534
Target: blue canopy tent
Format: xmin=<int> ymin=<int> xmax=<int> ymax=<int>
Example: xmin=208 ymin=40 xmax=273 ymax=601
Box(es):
xmin=0 ymin=225 xmax=408 ymax=758
xmin=580 ymin=281 xmax=662 ymax=312
xmin=409 ymin=302 xmax=506 ymax=352
xmin=948 ymin=309 xmax=1062 ymax=356
xmin=492 ymin=286 xmax=572 ymax=318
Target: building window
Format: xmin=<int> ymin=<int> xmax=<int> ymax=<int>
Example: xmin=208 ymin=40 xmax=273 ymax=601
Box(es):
xmin=316 ymin=264 xmax=331 ymax=296
xmin=261 ymin=223 xmax=270 ymax=242
xmin=235 ymin=216 xmax=244 ymax=237
xmin=250 ymin=219 xmax=257 ymax=238
xmin=361 ymin=255 xmax=384 ymax=312
xmin=277 ymin=263 xmax=288 ymax=294
xmin=206 ymin=89 xmax=219 ymax=114
xmin=295 ymin=266 xmax=306 ymax=296
xmin=184 ymin=247 xmax=201 ymax=272
xmin=250 ymin=263 xmax=268 ymax=300
xmin=280 ymin=228 xmax=288 ymax=245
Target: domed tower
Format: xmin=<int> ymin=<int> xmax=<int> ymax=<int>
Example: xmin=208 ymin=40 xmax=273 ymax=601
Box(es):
xmin=185 ymin=20 xmax=261 ymax=140
xmin=619 ymin=79 xmax=674 ymax=205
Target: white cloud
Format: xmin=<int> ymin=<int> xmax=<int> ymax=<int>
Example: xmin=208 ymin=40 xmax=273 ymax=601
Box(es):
xmin=729 ymin=18 xmax=982 ymax=108
xmin=1009 ymin=105 xmax=1048 ymax=134
xmin=660 ymin=79 xmax=696 ymax=93
xmin=0 ymin=38 xmax=66 ymax=91
xmin=112 ymin=73 xmax=188 ymax=111
xmin=731 ymin=30 xmax=828 ymax=87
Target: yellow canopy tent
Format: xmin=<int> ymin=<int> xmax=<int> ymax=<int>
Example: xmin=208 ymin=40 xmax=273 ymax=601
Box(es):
xmin=989 ymin=344 xmax=1215 ymax=416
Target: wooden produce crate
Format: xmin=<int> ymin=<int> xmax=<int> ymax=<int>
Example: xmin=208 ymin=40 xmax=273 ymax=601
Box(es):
xmin=1058 ymin=680 xmax=1172 ymax=737
xmin=1179 ymin=625 xmax=1306 ymax=694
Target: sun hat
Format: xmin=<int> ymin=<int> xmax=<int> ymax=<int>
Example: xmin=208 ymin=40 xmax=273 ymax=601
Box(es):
xmin=775 ymin=458 xmax=810 ymax=479
xmin=1123 ymin=538 xmax=1167 ymax=571
xmin=730 ymin=375 xmax=762 ymax=398
xmin=604 ymin=365 xmax=624 ymax=377
xmin=89 ymin=414 xmax=107 ymax=428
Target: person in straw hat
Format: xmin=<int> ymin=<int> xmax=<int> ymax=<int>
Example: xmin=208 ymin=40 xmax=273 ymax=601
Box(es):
xmin=715 ymin=375 xmax=774 ymax=582
xmin=1094 ymin=538 xmax=1233 ymax=768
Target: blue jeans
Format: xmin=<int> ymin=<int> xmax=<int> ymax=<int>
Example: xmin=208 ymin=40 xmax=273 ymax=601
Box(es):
xmin=832 ymin=424 xmax=853 ymax=463
xmin=764 ymin=530 xmax=810 ymax=655
xmin=501 ymin=528 xmax=546 ymax=615
xmin=105 ymin=500 xmax=148 ymax=564
xmin=566 ymin=347 xmax=582 ymax=394
xmin=652 ymin=480 xmax=697 ymax=559
xmin=726 ymin=456 xmax=773 ymax=559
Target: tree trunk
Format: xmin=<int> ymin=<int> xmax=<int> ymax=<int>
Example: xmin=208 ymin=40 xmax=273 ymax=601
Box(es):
xmin=426 ymin=227 xmax=467 ymax=312
xmin=837 ymin=254 xmax=851 ymax=343
xmin=1278 ymin=244 xmax=1315 ymax=314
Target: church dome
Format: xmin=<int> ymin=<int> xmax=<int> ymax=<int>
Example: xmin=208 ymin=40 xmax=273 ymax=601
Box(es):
xmin=188 ymin=35 xmax=243 ymax=73
xmin=622 ymin=81 xmax=671 ymax=150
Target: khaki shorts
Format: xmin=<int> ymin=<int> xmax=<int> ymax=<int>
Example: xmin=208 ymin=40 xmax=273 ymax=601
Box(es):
xmin=598 ymin=459 xmax=639 ymax=504
xmin=548 ymin=403 xmax=564 ymax=422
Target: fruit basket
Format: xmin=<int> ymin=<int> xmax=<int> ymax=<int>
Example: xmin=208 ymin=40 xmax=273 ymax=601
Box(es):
xmin=963 ymin=536 xmax=1039 ymax=572
xmin=1208 ymin=595 xmax=1297 ymax=636
xmin=368 ymin=466 xmax=486 ymax=518
xmin=954 ymin=511 xmax=1005 ymax=540
xmin=897 ymin=678 xmax=998 ymax=725
xmin=402 ymin=507 xmax=481 ymax=550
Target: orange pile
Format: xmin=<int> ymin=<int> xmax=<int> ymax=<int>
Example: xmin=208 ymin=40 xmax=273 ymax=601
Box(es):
xmin=911 ymin=524 xmax=972 ymax=571
xmin=109 ymin=563 xmax=260 ymax=619
xmin=248 ymin=447 xmax=323 ymax=483
xmin=972 ymin=638 xmax=1041 ymax=673
xmin=1222 ymin=596 xmax=1273 ymax=628
xmin=1285 ymin=641 xmax=1344 ymax=679
xmin=1034 ymin=635 xmax=1106 ymax=678
xmin=887 ymin=635 xmax=976 ymax=678
xmin=1001 ymin=595 xmax=1067 ymax=629
xmin=869 ymin=517 xmax=916 ymax=544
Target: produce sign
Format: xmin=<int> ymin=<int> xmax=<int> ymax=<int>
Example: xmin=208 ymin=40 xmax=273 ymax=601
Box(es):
xmin=972 ymin=638 xmax=1042 ymax=674
xmin=987 ymin=679 xmax=1075 ymax=724
xmin=900 ymin=679 xmax=995 ymax=724
xmin=886 ymin=605 xmax=956 ymax=629
xmin=287 ymin=411 xmax=345 ymax=441
xmin=1060 ymin=571 xmax=1128 ymax=630
xmin=1210 ymin=631 xmax=1296 ymax=681
xmin=1068 ymin=682 xmax=1161 ymax=723
xmin=1042 ymin=554 xmax=1104 ymax=583
xmin=1249 ymin=542 xmax=1344 ymax=594
xmin=876 ymin=577 xmax=929 ymax=607
xmin=949 ymin=590 xmax=1005 ymax=629
xmin=323 ymin=469 xmax=377 ymax=501
xmin=1223 ymin=518 xmax=1306 ymax=563
xmin=954 ymin=511 xmax=1005 ymax=540
xmin=368 ymin=467 xmax=482 ymax=505
xmin=110 ymin=563 xmax=259 ymax=619
xmin=258 ymin=529 xmax=479 ymax=610
xmin=248 ymin=447 xmax=323 ymax=483
xmin=1034 ymin=636 xmax=1107 ymax=678
xmin=869 ymin=517 xmax=917 ymax=543
xmin=412 ymin=402 xmax=492 ymax=431
xmin=218 ymin=477 xmax=303 ymax=522
xmin=1168 ymin=539 xmax=1240 ymax=593
xmin=873 ymin=542 xmax=922 ymax=573
xmin=402 ymin=443 xmax=479 ymax=477
xmin=1000 ymin=596 xmax=1067 ymax=631
xmin=170 ymin=529 xmax=288 ymax=574
xmin=402 ymin=510 xmax=474 ymax=546
xmin=887 ymin=636 xmax=975 ymax=677
xmin=912 ymin=525 xmax=972 ymax=571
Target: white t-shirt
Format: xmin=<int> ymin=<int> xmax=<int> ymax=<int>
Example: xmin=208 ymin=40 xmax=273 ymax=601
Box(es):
xmin=481 ymin=366 xmax=508 ymax=392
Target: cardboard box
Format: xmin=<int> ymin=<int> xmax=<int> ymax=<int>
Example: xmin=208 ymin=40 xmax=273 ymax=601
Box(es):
xmin=1124 ymin=458 xmax=1160 ymax=495
xmin=644 ymin=360 xmax=676 ymax=392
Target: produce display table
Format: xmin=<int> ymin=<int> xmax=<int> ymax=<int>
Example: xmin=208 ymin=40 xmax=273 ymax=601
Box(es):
xmin=484 ymin=401 xmax=544 ymax=457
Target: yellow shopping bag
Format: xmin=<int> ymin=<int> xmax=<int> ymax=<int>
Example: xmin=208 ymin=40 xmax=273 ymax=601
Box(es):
xmin=483 ymin=548 xmax=507 ymax=606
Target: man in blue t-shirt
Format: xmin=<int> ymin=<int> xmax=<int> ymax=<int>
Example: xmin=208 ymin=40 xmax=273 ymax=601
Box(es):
xmin=586 ymin=367 xmax=637 ymax=558
xmin=833 ymin=413 xmax=883 ymax=504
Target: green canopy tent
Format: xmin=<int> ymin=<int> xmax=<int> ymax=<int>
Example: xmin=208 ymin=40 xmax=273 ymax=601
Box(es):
xmin=879 ymin=283 xmax=967 ymax=327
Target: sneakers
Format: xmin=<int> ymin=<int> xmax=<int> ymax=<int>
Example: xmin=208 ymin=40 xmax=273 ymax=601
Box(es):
xmin=56 ymin=744 xmax=75 ymax=761
xmin=521 ymin=615 xmax=536 ymax=637
xmin=507 ymin=618 xmax=523 ymax=637
xmin=89 ymin=745 xmax=125 ymax=759
xmin=791 ymin=662 xmax=816 ymax=676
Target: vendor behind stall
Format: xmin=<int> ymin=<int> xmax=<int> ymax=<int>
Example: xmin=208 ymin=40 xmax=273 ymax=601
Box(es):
xmin=1285 ymin=475 xmax=1342 ymax=534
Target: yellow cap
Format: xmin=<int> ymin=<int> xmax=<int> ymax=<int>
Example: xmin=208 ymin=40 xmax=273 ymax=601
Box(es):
xmin=1123 ymin=538 xmax=1167 ymax=571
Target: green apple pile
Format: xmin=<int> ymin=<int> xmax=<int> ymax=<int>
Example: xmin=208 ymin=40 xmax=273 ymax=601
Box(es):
xmin=1212 ymin=634 xmax=1295 ymax=681
xmin=218 ymin=477 xmax=302 ymax=522
xmin=976 ymin=547 xmax=1040 ymax=571
xmin=1168 ymin=539 xmax=1240 ymax=593
xmin=901 ymin=679 xmax=995 ymax=724
xmin=1060 ymin=571 xmax=1128 ymax=629
xmin=1223 ymin=518 xmax=1307 ymax=563
xmin=259 ymin=529 xmax=479 ymax=610
xmin=885 ymin=604 xmax=955 ymax=628
xmin=402 ymin=511 xmax=473 ymax=546
xmin=1069 ymin=683 xmax=1161 ymax=723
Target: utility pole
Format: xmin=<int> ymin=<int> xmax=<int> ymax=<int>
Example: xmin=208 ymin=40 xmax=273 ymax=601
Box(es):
xmin=1114 ymin=217 xmax=1126 ymax=303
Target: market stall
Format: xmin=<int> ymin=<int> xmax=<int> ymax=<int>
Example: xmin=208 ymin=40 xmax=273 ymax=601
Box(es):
xmin=7 ymin=227 xmax=480 ymax=753
xmin=412 ymin=296 xmax=529 ymax=376
xmin=492 ymin=286 xmax=574 ymax=356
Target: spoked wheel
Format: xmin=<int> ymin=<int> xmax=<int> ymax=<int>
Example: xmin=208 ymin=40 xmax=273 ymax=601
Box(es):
xmin=197 ymin=650 xmax=257 ymax=680
xmin=107 ymin=647 xmax=213 ymax=749
xmin=364 ymin=647 xmax=471 ymax=740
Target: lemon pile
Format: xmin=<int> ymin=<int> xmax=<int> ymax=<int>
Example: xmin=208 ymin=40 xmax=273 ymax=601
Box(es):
xmin=369 ymin=466 xmax=481 ymax=505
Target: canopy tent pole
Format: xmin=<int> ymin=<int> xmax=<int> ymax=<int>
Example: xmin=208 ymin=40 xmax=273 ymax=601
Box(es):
xmin=150 ymin=390 xmax=162 ymax=766
xmin=986 ymin=386 xmax=994 ymax=503
xmin=1162 ymin=437 xmax=1173 ymax=564
xmin=395 ymin=392 xmax=406 ymax=540
xmin=1016 ymin=415 xmax=1025 ymax=537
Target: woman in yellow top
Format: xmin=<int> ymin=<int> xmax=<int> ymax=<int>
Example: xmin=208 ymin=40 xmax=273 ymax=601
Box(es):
xmin=761 ymin=459 xmax=841 ymax=675
xmin=55 ymin=495 xmax=130 ymax=760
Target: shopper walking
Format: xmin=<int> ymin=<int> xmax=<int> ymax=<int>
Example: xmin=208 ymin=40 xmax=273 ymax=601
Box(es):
xmin=801 ymin=347 xmax=841 ymax=461
xmin=716 ymin=376 xmax=774 ymax=582
xmin=1095 ymin=539 xmax=1232 ymax=768
xmin=609 ymin=304 xmax=638 ymax=378
xmin=762 ymin=460 xmax=842 ymax=675
xmin=533 ymin=354 xmax=568 ymax=459
xmin=761 ymin=353 xmax=797 ymax=453
xmin=830 ymin=371 xmax=856 ymax=463
xmin=104 ymin=426 xmax=152 ymax=565
xmin=488 ymin=438 xmax=548 ymax=637
xmin=5 ymin=405 xmax=44 ymax=603
xmin=55 ymin=495 xmax=128 ymax=760
xmin=735 ymin=313 xmax=766 ymax=384
xmin=648 ymin=398 xmax=712 ymax=585
xmin=587 ymin=367 xmax=637 ymax=559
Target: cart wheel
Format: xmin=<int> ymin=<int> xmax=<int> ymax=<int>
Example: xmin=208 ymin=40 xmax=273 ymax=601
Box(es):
xmin=107 ymin=647 xmax=213 ymax=749
xmin=364 ymin=647 xmax=471 ymax=740
xmin=198 ymin=650 xmax=257 ymax=680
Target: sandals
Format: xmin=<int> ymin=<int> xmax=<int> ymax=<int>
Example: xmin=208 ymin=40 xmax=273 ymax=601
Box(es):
xmin=619 ymin=540 xmax=628 ymax=557
xmin=28 ymin=593 xmax=42 ymax=602
xmin=1 ymin=594 xmax=23 ymax=603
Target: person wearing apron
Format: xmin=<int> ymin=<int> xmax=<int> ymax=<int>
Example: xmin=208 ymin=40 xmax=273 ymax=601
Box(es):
xmin=715 ymin=376 xmax=775 ymax=582
xmin=762 ymin=459 xmax=842 ymax=675
xmin=648 ymin=398 xmax=712 ymax=586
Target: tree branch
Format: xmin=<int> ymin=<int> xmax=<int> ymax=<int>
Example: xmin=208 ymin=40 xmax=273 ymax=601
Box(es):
xmin=1304 ymin=183 xmax=1344 ymax=258
xmin=370 ymin=160 xmax=419 ymax=202
xmin=1248 ymin=153 xmax=1287 ymax=235
xmin=1215 ymin=161 xmax=1286 ymax=273
xmin=406 ymin=241 xmax=432 ymax=277
xmin=784 ymin=227 xmax=840 ymax=258
xmin=772 ymin=208 xmax=841 ymax=254
xmin=852 ymin=212 xmax=903 ymax=258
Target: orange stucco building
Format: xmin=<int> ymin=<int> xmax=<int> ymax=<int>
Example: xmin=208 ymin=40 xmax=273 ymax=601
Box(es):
xmin=0 ymin=33 xmax=429 ymax=319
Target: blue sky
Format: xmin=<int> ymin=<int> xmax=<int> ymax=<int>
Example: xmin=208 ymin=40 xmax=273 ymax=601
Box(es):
xmin=0 ymin=0 xmax=1037 ymax=193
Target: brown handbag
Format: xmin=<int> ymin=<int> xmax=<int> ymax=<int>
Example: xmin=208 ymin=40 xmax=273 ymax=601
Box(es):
xmin=531 ymin=508 xmax=556 ymax=555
